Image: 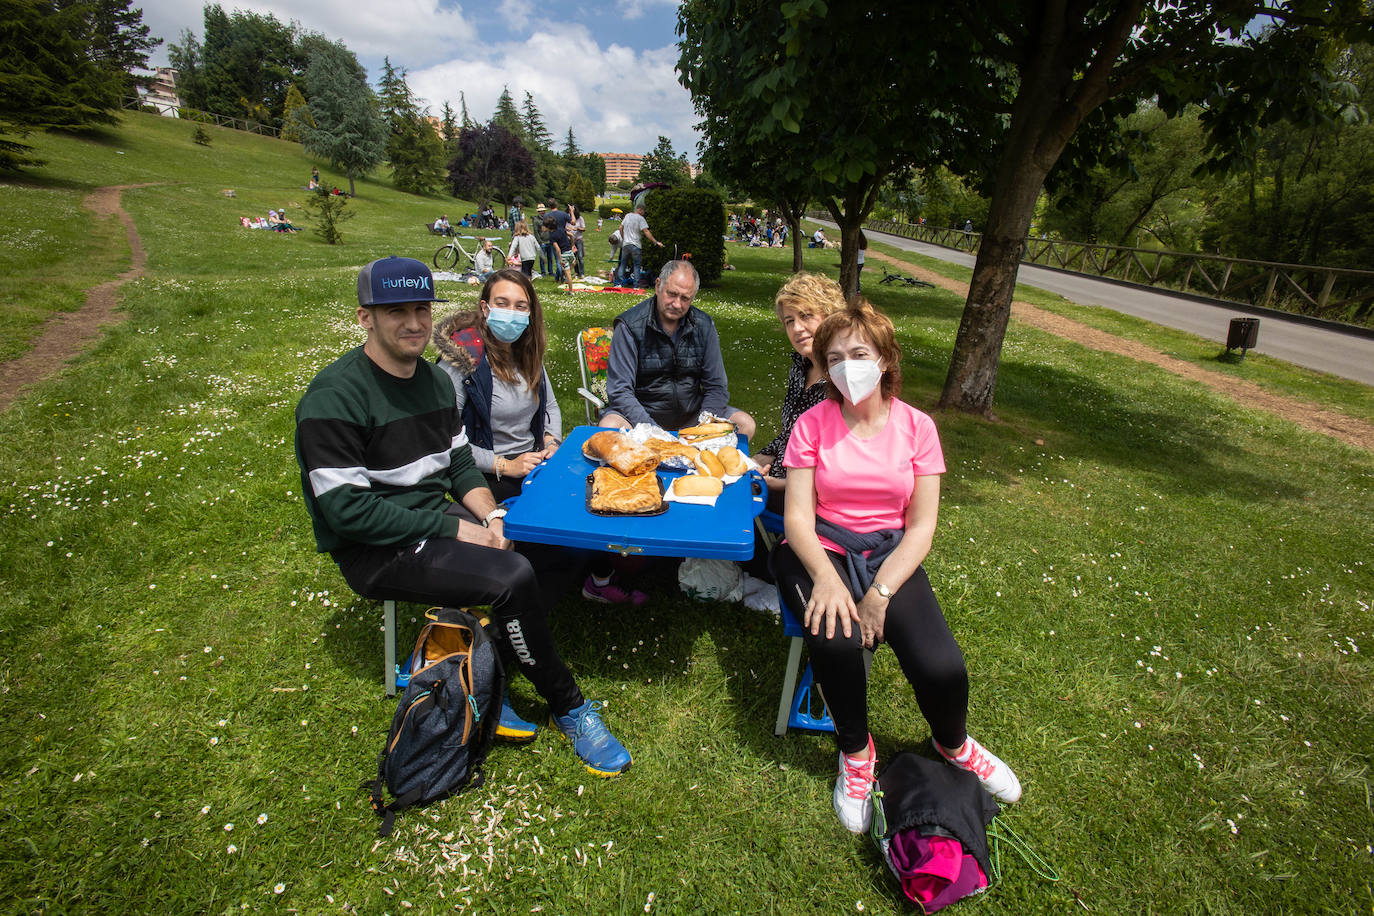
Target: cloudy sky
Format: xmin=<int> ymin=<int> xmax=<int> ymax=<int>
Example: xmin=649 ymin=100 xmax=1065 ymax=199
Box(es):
xmin=138 ymin=0 xmax=702 ymax=157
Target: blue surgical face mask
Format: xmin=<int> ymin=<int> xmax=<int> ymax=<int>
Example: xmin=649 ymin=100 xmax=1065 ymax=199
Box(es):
xmin=486 ymin=306 xmax=529 ymax=343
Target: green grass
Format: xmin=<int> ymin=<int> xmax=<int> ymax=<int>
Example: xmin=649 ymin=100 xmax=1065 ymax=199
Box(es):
xmin=1 ymin=114 xmax=1371 ymax=914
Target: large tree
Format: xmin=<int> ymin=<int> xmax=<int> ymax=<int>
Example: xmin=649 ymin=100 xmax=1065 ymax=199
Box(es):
xmin=296 ymin=40 xmax=386 ymax=197
xmin=678 ymin=1 xmax=975 ymax=296
xmin=681 ymin=0 xmax=1374 ymax=415
xmin=928 ymin=2 xmax=1374 ymax=414
xmin=1 ymin=0 xmax=123 ymax=170
xmin=67 ymin=0 xmax=162 ymax=97
xmin=636 ymin=135 xmax=691 ymax=187
xmin=446 ymin=123 xmax=535 ymax=210
xmin=168 ymin=4 xmax=299 ymax=124
xmin=376 ymin=58 xmax=443 ymax=195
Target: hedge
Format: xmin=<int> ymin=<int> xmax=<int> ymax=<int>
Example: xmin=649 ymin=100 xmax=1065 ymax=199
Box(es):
xmin=642 ymin=188 xmax=727 ymax=287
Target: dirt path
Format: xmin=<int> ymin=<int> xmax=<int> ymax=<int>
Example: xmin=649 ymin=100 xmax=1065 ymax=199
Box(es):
xmin=0 ymin=183 xmax=156 ymax=413
xmin=867 ymin=249 xmax=1374 ymax=452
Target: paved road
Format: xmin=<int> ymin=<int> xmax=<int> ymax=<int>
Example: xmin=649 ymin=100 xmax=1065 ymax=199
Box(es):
xmin=827 ymin=222 xmax=1374 ymax=386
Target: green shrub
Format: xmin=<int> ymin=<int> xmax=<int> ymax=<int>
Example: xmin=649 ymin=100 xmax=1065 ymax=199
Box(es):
xmin=642 ymin=188 xmax=727 ymax=286
xmin=302 ymin=189 xmax=354 ymax=244
xmin=598 ymin=202 xmax=614 ymax=220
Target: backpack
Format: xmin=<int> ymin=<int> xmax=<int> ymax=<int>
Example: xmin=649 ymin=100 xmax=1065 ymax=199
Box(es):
xmin=870 ymin=751 xmax=999 ymax=912
xmin=870 ymin=751 xmax=1061 ymax=911
xmin=368 ymin=607 xmax=504 ymax=837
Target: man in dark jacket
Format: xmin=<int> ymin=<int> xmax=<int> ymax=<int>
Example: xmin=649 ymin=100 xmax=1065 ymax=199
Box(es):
xmin=598 ymin=260 xmax=756 ymax=437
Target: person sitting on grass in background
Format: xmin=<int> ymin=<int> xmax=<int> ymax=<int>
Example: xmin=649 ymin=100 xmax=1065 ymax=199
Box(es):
xmin=433 ymin=269 xmax=647 ymax=607
xmin=433 ymin=215 xmax=452 ymax=236
xmin=599 ymin=260 xmax=756 ymax=439
xmin=769 ymin=302 xmax=1021 ymax=833
xmin=294 ymin=256 xmax=632 ymax=777
xmin=473 ymin=238 xmax=497 ymax=280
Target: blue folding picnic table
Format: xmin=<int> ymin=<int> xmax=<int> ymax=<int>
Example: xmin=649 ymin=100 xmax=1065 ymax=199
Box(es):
xmin=502 ymin=425 xmax=765 ymax=559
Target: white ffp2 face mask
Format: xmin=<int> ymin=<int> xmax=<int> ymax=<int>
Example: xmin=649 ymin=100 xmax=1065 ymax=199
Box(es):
xmin=830 ymin=359 xmax=883 ymax=404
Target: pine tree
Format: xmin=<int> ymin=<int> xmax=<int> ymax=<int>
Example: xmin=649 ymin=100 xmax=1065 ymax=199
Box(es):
xmin=1 ymin=0 xmax=121 ymax=170
xmin=298 ymin=40 xmax=387 ymax=197
xmin=280 ymin=83 xmax=310 ymax=142
xmin=73 ymin=0 xmax=163 ymax=97
xmin=562 ymin=127 xmax=580 ymax=161
xmin=459 ymin=91 xmax=471 ymax=128
xmin=491 ymin=87 xmax=523 ymax=141
xmin=521 ymin=90 xmax=551 ymax=150
xmin=440 ymin=101 xmax=458 ymax=143
xmin=377 ymin=57 xmax=410 ymax=123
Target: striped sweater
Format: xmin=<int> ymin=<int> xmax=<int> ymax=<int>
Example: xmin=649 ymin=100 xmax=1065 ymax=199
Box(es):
xmin=294 ymin=346 xmax=487 ymax=555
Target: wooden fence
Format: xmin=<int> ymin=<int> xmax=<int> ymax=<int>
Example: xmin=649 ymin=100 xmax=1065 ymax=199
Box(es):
xmin=122 ymin=97 xmax=281 ymax=139
xmin=814 ymin=213 xmax=1374 ymax=328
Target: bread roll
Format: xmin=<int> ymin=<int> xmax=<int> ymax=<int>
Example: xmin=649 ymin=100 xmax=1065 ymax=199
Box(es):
xmin=585 ymin=430 xmax=659 ymax=476
xmin=695 ymin=450 xmax=725 ymax=478
xmin=672 ymin=474 xmax=723 ymax=498
xmin=717 ymin=446 xmax=748 ymax=476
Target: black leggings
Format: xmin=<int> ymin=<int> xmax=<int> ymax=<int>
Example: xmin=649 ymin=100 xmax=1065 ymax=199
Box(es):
xmin=771 ymin=544 xmax=969 ymax=755
xmin=334 ymin=516 xmax=583 ymax=716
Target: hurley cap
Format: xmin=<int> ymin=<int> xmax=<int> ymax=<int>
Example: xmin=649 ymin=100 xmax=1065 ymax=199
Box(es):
xmin=356 ymin=256 xmax=448 ymax=307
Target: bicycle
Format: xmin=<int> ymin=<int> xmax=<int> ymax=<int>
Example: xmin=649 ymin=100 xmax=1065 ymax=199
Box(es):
xmin=433 ymin=234 xmax=507 ymax=272
xmin=878 ymin=265 xmax=934 ymax=288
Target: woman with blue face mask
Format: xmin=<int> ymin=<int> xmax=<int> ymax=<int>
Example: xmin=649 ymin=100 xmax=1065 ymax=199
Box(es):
xmin=434 ymin=268 xmax=647 ymax=608
xmin=769 ymin=302 xmax=1022 ymax=834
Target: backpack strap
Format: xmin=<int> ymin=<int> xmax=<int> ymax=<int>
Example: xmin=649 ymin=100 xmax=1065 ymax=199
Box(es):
xmin=985 ymin=817 xmax=1062 ymax=889
xmin=366 ymin=751 xmax=429 ymax=838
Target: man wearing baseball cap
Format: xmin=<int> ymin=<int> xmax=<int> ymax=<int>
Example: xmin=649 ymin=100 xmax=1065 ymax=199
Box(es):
xmin=294 ymin=256 xmax=632 ymax=777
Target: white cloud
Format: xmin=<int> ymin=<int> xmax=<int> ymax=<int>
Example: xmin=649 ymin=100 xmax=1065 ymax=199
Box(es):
xmin=141 ymin=0 xmax=475 ymax=67
xmin=137 ymin=1 xmax=700 ymax=155
xmin=409 ymin=24 xmax=700 ymax=155
xmin=615 ymin=0 xmax=678 ymax=21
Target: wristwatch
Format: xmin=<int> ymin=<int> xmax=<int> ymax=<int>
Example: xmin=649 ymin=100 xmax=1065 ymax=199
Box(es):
xmin=483 ymin=507 xmax=508 ymax=527
xmin=871 ymin=582 xmax=892 ymax=599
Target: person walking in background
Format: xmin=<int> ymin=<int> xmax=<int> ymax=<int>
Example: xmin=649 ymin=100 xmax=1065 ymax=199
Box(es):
xmin=568 ymin=204 xmax=587 ymax=278
xmin=533 ymin=205 xmax=550 ymax=278
xmin=856 ymin=230 xmax=867 ymax=290
xmin=508 ymin=221 xmax=540 ymax=278
xmin=616 ymin=203 xmax=664 ymax=288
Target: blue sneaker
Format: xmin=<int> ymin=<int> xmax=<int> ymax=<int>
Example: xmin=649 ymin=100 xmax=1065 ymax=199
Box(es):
xmin=496 ymin=690 xmax=538 ymax=743
xmin=551 ymin=700 xmax=632 ymax=777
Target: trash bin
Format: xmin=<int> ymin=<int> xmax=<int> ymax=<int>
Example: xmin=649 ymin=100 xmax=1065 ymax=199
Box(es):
xmin=1226 ymin=317 xmax=1260 ymax=355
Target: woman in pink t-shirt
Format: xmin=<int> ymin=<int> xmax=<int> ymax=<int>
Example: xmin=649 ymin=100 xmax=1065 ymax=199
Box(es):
xmin=772 ymin=303 xmax=1021 ymax=834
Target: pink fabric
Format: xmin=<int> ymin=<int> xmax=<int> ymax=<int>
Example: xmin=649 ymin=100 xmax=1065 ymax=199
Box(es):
xmin=888 ymin=832 xmax=988 ymax=912
xmin=783 ymin=399 xmax=945 ymax=554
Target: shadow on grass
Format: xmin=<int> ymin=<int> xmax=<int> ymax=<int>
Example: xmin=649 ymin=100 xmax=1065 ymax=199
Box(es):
xmin=938 ymin=355 xmax=1307 ymax=506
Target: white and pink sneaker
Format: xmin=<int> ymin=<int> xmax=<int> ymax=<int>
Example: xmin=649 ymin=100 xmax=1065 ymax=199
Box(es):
xmin=935 ymin=735 xmax=1022 ymax=803
xmin=833 ymin=734 xmax=877 ymax=833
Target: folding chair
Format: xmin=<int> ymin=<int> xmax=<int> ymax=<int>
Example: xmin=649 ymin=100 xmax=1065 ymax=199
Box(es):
xmin=576 ymin=326 xmax=614 ymax=424
xmin=759 ymin=507 xmax=836 ymax=736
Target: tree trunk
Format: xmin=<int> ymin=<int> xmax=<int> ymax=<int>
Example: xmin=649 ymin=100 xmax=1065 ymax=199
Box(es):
xmin=347 ymin=170 xmax=357 ymax=198
xmin=825 ymin=178 xmax=881 ymax=299
xmin=790 ymin=218 xmax=804 ymax=272
xmin=938 ymin=155 xmax=1049 ymax=415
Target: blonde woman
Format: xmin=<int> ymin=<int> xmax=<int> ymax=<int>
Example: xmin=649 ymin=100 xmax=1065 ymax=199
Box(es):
xmin=507 ymin=221 xmax=540 ymax=277
xmin=753 ymin=272 xmax=847 ymax=508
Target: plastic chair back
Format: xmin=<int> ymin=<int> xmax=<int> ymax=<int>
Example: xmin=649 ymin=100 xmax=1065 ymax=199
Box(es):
xmin=577 ymin=327 xmax=613 ymax=424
